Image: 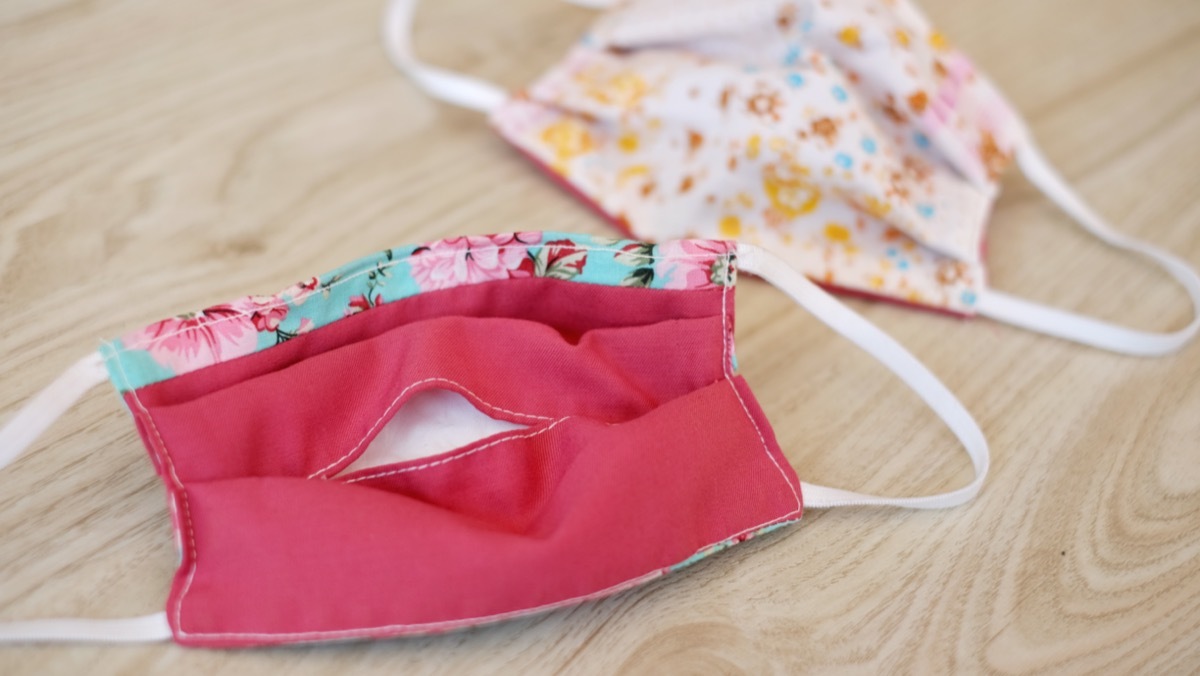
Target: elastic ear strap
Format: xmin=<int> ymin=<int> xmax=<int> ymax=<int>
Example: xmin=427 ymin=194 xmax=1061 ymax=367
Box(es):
xmin=0 ymin=352 xmax=171 ymax=644
xmin=0 ymin=614 xmax=171 ymax=644
xmin=0 ymin=352 xmax=109 ymax=471
xmin=381 ymin=0 xmax=507 ymax=113
xmin=737 ymin=245 xmax=989 ymax=510
xmin=975 ymin=141 xmax=1200 ymax=356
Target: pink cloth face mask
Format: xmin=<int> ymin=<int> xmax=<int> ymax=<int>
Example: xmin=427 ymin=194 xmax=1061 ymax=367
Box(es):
xmin=0 ymin=232 xmax=987 ymax=647
xmin=385 ymin=0 xmax=1200 ymax=356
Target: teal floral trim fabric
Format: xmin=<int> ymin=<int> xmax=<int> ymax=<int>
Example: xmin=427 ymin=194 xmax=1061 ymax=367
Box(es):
xmin=666 ymin=520 xmax=798 ymax=575
xmin=102 ymin=232 xmax=738 ymax=392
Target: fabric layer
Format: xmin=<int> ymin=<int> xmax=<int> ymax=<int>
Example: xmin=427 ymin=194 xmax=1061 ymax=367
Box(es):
xmin=111 ymin=240 xmax=805 ymax=647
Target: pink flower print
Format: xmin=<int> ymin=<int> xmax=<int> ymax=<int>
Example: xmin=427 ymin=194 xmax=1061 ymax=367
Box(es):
xmin=654 ymin=240 xmax=733 ymax=290
xmin=524 ymin=238 xmax=589 ymax=279
xmin=240 ymin=295 xmax=289 ymax=333
xmin=124 ymin=304 xmax=258 ymax=373
xmin=284 ymin=277 xmax=320 ymax=305
xmin=346 ymin=294 xmax=382 ymax=316
xmin=408 ymin=232 xmax=542 ymax=291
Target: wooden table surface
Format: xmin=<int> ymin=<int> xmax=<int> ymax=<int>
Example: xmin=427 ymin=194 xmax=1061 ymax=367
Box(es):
xmin=2 ymin=0 xmax=1198 ymax=672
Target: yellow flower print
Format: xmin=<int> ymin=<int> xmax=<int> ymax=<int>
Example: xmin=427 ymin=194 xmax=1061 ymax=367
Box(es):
xmin=837 ymin=26 xmax=862 ymax=49
xmin=611 ymin=72 xmax=648 ymax=108
xmin=763 ymin=162 xmax=822 ymax=219
xmin=928 ymin=30 xmax=950 ymax=51
xmin=823 ymin=222 xmax=859 ymax=255
xmin=768 ymin=136 xmax=790 ymax=153
xmin=540 ymin=119 xmax=595 ymax=171
xmin=719 ymin=215 xmax=742 ymax=237
xmin=824 ymin=223 xmax=851 ymax=242
xmin=894 ymin=29 xmax=910 ymax=47
xmin=581 ymin=70 xmax=648 ymax=110
xmin=746 ymin=134 xmax=762 ymax=160
xmin=617 ymin=164 xmax=650 ymax=187
xmin=863 ymin=196 xmax=892 ymax=219
xmin=618 ymin=131 xmax=639 ymax=153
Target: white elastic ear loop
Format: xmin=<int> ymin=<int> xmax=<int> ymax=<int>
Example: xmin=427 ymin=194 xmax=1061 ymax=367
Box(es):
xmin=0 ymin=352 xmax=171 ymax=644
xmin=0 ymin=352 xmax=109 ymax=471
xmin=974 ymin=140 xmax=1200 ymax=357
xmin=381 ymin=0 xmax=615 ymax=112
xmin=381 ymin=0 xmax=508 ymax=113
xmin=0 ymin=614 xmax=171 ymax=644
xmin=737 ymin=245 xmax=989 ymax=510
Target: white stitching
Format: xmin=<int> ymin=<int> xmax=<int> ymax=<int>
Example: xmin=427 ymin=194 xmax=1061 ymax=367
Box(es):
xmin=721 ymin=251 xmax=802 ymax=512
xmin=726 ymin=383 xmax=802 ymax=513
xmin=309 ymin=377 xmax=555 ymax=479
xmin=115 ymin=245 xmax=733 ymax=354
xmin=176 ymin=570 xmax=665 ymax=641
xmin=168 ymin=509 xmax=801 ymax=642
xmin=107 ymin=348 xmax=185 ymax=492
xmin=344 ymin=417 xmax=570 ymax=484
xmin=721 ymin=255 xmax=732 ymax=379
xmin=109 ymin=348 xmax=198 ymax=637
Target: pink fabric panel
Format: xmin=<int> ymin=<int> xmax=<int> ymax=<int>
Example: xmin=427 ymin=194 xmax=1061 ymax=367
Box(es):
xmin=143 ymin=312 xmax=727 ymax=482
xmin=133 ymin=278 xmax=729 ymax=408
xmin=120 ymin=276 xmax=803 ymax=647
xmin=167 ymin=379 xmax=798 ymax=647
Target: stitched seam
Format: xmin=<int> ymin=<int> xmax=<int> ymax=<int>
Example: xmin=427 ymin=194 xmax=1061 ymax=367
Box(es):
xmin=344 ymin=417 xmax=570 ymax=484
xmin=721 ymin=252 xmax=802 ymax=512
xmin=310 ymin=377 xmax=555 ymax=479
xmin=726 ymin=381 xmax=802 ymax=512
xmin=109 ymin=349 xmax=199 ymax=637
xmin=115 ymin=246 xmax=731 ymax=354
xmin=107 ymin=349 xmax=185 ymax=491
xmin=168 ymin=511 xmax=799 ymax=642
xmin=721 ymin=255 xmax=731 ymax=379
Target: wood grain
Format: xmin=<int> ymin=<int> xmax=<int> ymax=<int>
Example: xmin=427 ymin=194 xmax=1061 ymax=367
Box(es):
xmin=1 ymin=0 xmax=1198 ymax=672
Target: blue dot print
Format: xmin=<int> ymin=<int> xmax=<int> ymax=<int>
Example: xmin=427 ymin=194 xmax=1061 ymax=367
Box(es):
xmin=784 ymin=46 xmax=801 ymax=66
xmin=961 ymin=290 xmax=978 ymax=306
xmin=834 ymin=153 xmax=853 ymax=169
xmin=787 ymin=72 xmax=805 ymax=88
xmin=886 ymin=247 xmax=899 ymax=258
xmin=831 ymin=85 xmax=848 ymax=102
xmin=898 ymin=260 xmax=910 ymax=270
xmin=914 ymin=132 xmax=931 ymax=149
xmin=861 ymin=137 xmax=877 ymax=154
xmin=916 ymin=204 xmax=935 ymax=219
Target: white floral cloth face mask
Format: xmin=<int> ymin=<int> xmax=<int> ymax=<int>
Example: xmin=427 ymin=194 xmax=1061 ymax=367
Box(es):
xmin=384 ymin=0 xmax=1200 ymax=356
